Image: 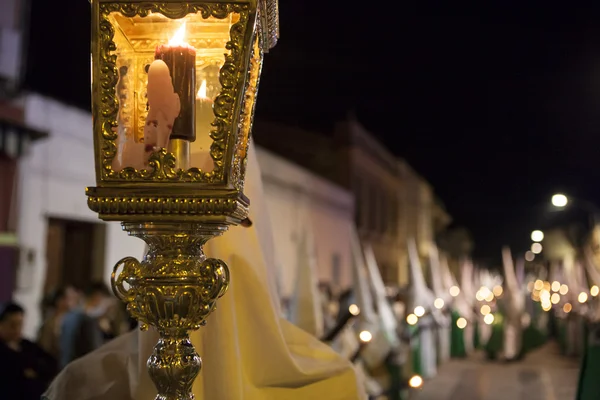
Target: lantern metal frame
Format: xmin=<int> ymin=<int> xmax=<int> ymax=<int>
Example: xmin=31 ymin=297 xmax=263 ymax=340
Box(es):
xmin=86 ymin=1 xmax=278 ymax=399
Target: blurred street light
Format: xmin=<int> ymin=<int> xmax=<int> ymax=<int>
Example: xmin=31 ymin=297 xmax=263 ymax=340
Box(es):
xmin=449 ymin=286 xmax=460 ymax=297
xmin=560 ymin=284 xmax=569 ymax=295
xmin=531 ymin=230 xmax=544 ymax=242
xmin=525 ymin=251 xmax=535 ymax=261
xmin=409 ymin=375 xmax=423 ymax=389
xmin=531 ymin=242 xmax=543 ymax=254
xmin=552 ymin=194 xmax=568 ymax=208
xmin=359 ymin=330 xmax=372 ymax=343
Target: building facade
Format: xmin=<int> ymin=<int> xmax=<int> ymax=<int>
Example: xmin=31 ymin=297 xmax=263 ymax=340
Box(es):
xmin=253 ymin=116 xmax=451 ymax=287
xmin=0 ymin=0 xmax=48 ymax=302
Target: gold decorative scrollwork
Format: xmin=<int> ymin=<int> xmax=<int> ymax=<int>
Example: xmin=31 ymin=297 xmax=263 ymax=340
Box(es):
xmin=232 ymin=30 xmax=263 ymax=190
xmin=96 ymin=2 xmax=252 ymax=184
xmin=111 ymin=256 xmax=142 ymax=303
xmin=112 ymin=223 xmax=231 ymax=333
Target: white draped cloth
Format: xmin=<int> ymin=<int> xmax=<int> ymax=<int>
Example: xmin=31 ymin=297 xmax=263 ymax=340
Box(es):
xmin=407 ymin=239 xmax=437 ymax=378
xmin=428 ymin=245 xmax=451 ymax=364
xmin=44 ymin=146 xmax=366 ymax=400
xmin=501 ymin=248 xmax=524 ymax=360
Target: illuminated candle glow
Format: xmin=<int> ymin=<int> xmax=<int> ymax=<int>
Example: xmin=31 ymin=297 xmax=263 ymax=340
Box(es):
xmin=191 ymin=79 xmax=216 ymax=171
xmin=155 ymin=22 xmax=196 ymax=142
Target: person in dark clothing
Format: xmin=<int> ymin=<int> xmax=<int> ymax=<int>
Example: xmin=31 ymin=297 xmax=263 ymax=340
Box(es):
xmin=59 ymin=282 xmax=108 ymax=368
xmin=0 ymin=302 xmax=57 ymax=400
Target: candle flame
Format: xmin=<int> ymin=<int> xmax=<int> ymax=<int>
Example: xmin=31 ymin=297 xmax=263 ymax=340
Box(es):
xmin=197 ymin=79 xmax=207 ymax=99
xmin=169 ymin=22 xmax=187 ymax=46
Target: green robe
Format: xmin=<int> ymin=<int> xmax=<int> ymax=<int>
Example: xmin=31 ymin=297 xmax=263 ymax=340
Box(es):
xmin=484 ymin=313 xmax=504 ymax=359
xmin=407 ymin=324 xmax=422 ymax=375
xmin=450 ymin=310 xmax=466 ymax=358
xmin=576 ymin=324 xmax=600 ymax=400
xmin=521 ymin=302 xmax=548 ymax=354
xmin=473 ymin=320 xmax=481 ymax=349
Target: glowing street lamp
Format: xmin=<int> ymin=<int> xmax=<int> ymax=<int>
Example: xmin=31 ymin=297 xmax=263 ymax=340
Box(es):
xmin=552 ymin=194 xmax=568 ymax=208
xmin=525 ymin=251 xmax=535 ymax=262
xmin=531 ymin=230 xmax=544 ymax=242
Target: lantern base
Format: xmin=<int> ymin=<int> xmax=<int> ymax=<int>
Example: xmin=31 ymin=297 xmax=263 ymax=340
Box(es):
xmin=111 ymin=222 xmax=230 ymax=400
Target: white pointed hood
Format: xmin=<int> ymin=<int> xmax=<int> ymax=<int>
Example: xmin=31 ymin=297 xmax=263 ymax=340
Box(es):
xmin=407 ymin=238 xmax=436 ymax=308
xmin=460 ymin=258 xmax=476 ymax=307
xmin=440 ymin=254 xmax=455 ymax=297
xmin=350 ymin=226 xmax=377 ymax=328
xmin=363 ymin=243 xmax=400 ymax=348
xmin=289 ymin=227 xmax=325 ymax=338
xmin=584 ymin=246 xmax=600 ymax=287
xmin=428 ymin=245 xmax=447 ymax=301
xmin=502 ymin=247 xmax=524 ymax=315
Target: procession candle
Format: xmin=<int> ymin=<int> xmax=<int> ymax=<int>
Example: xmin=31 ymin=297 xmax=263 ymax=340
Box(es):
xmin=155 ymin=22 xmax=196 ymax=142
xmin=196 ymin=80 xmax=214 ymax=147
xmin=192 ymin=79 xmax=215 ymax=171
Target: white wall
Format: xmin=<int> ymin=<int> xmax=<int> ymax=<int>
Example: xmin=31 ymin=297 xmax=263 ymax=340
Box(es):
xmin=256 ymin=148 xmax=355 ymax=299
xmin=14 ymin=94 xmax=145 ymax=339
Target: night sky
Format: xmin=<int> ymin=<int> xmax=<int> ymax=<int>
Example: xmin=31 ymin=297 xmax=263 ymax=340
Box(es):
xmin=24 ymin=1 xmax=600 ymax=263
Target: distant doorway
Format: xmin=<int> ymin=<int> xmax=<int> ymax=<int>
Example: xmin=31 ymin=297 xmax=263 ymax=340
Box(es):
xmin=44 ymin=217 xmax=106 ymax=296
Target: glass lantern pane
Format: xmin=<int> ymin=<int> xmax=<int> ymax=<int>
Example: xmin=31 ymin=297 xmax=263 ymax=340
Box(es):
xmin=107 ymin=11 xmax=238 ymax=173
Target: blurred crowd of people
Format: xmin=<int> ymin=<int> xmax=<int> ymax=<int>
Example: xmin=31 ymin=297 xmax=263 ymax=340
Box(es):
xmin=0 ymin=282 xmax=136 ymax=399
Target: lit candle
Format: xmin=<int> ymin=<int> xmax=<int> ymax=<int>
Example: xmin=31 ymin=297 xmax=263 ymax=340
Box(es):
xmin=191 ymin=79 xmax=215 ymax=171
xmin=117 ymin=59 xmax=180 ymax=171
xmin=144 ymin=59 xmax=181 ymax=154
xmin=155 ymin=22 xmax=196 ymax=142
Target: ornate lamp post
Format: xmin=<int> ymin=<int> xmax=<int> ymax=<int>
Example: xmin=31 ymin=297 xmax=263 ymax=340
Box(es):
xmin=87 ymin=0 xmax=278 ymax=398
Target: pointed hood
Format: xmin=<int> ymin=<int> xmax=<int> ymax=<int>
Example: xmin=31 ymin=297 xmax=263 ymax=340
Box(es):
xmin=584 ymin=246 xmax=600 ymax=287
xmin=502 ymin=247 xmax=524 ymax=314
xmin=460 ymin=258 xmax=476 ymax=306
xmin=350 ymin=225 xmax=377 ymax=328
xmin=289 ymin=227 xmax=325 ymax=338
xmin=363 ymin=243 xmax=400 ymax=347
xmin=428 ymin=244 xmax=447 ymax=301
xmin=407 ymin=238 xmax=435 ymax=308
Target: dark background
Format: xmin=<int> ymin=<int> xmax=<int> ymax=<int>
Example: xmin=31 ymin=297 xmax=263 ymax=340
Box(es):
xmin=24 ymin=1 xmax=600 ymax=263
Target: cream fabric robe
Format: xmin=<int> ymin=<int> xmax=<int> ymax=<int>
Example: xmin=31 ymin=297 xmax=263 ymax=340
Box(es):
xmin=44 ymin=146 xmax=366 ymax=400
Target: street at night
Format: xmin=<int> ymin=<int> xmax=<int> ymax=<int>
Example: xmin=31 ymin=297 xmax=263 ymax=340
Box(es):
xmin=416 ymin=343 xmax=579 ymax=400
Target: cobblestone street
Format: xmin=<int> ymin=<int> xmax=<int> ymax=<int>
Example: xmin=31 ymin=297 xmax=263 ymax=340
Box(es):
xmin=414 ymin=343 xmax=580 ymax=400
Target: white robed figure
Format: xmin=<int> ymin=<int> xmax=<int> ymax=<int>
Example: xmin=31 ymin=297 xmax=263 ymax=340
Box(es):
xmin=501 ymin=247 xmax=524 ymax=360
xmin=545 ymin=228 xmax=584 ymax=357
xmin=347 ymin=227 xmax=390 ymax=396
xmin=584 ymin=247 xmax=600 ymax=322
xmin=288 ymin=226 xmax=325 ymax=338
xmin=44 ymin=146 xmax=366 ymax=400
xmin=477 ymin=269 xmax=502 ymax=346
xmin=459 ymin=258 xmax=476 ymax=354
xmin=407 ymin=239 xmax=437 ymax=378
xmin=427 ymin=245 xmax=451 ymax=364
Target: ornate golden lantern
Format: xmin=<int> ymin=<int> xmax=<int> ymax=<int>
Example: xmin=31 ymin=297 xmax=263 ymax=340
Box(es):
xmin=87 ymin=0 xmax=278 ymax=397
